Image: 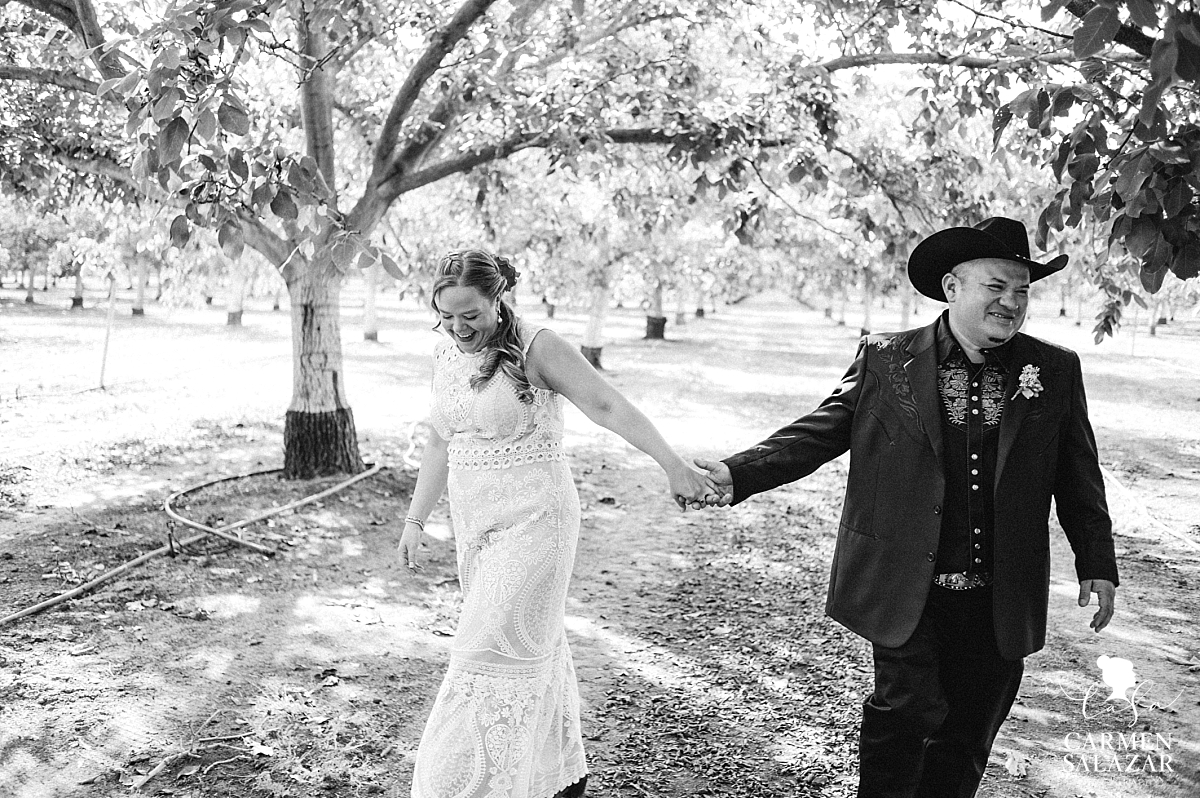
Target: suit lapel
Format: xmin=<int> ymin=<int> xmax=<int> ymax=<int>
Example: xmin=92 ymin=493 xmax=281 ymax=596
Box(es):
xmin=995 ymin=335 xmax=1038 ymax=485
xmin=902 ymin=323 xmax=944 ymax=468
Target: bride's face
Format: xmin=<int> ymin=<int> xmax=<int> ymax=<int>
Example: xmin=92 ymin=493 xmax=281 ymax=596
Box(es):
xmin=435 ymin=285 xmax=499 ymax=354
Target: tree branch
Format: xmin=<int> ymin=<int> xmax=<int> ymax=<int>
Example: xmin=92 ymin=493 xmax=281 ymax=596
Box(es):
xmin=747 ymin=160 xmax=857 ymax=244
xmin=12 ymin=0 xmax=78 ymax=32
xmin=373 ymin=0 xmax=498 ymax=175
xmin=53 ymin=151 xmax=137 ymax=188
xmin=234 ymin=209 xmax=291 ymax=269
xmin=296 ymin=2 xmax=338 ymax=202
xmin=390 ymin=126 xmax=787 ymax=196
xmin=817 ymin=50 xmax=1139 ymax=73
xmin=70 ymin=0 xmax=123 ymax=80
xmin=0 ymin=65 xmax=100 ymax=93
xmin=830 ymin=145 xmax=913 ymax=227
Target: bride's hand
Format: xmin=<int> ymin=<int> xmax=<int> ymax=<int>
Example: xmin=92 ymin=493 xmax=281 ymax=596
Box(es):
xmin=668 ymin=462 xmax=714 ymax=511
xmin=398 ymin=520 xmax=425 ymax=573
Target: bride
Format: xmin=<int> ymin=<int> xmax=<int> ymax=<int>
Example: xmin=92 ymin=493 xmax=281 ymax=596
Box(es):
xmin=399 ymin=250 xmax=712 ymax=798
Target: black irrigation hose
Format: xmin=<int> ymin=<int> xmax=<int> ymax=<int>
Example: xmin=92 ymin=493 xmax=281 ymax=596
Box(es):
xmin=0 ymin=463 xmax=386 ymax=627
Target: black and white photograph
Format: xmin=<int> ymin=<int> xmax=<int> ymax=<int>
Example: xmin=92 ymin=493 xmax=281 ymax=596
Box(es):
xmin=1 ymin=1 xmax=1198 ymax=797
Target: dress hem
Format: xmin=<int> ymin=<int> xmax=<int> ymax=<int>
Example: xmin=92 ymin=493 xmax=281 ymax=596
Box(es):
xmin=533 ymin=765 xmax=589 ymax=798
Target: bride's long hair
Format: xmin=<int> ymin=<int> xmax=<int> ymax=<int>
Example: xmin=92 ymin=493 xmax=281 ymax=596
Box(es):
xmin=431 ymin=250 xmax=533 ymax=404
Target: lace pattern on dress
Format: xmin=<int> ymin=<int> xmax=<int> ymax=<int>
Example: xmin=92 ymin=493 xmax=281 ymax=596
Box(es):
xmin=414 ymin=321 xmax=586 ymax=798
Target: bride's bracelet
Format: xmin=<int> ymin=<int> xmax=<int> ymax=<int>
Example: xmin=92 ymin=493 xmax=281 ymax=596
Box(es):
xmin=404 ymin=515 xmax=426 ymax=530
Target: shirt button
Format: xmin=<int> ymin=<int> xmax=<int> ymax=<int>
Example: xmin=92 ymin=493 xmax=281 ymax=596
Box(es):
xmin=974 ymin=557 xmax=982 ymax=564
xmin=971 ymin=469 xmax=979 ymax=475
xmin=971 ymin=395 xmax=979 ymax=401
xmin=972 ymin=484 xmax=979 ymax=490
xmin=974 ymin=528 xmax=981 ymax=535
xmin=971 ymin=409 xmax=979 ymax=415
xmin=971 ymin=454 xmax=979 ymax=460
xmin=972 ymin=382 xmax=978 ymax=388
xmin=934 ymin=505 xmax=942 ymax=515
xmin=927 ymin=552 xmax=936 ymax=562
xmin=975 ymin=543 xmax=981 ymax=549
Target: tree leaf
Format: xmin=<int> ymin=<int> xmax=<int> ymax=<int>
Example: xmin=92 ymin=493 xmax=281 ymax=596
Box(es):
xmin=151 ymin=87 xmax=181 ymax=123
xmin=194 ymin=108 xmax=217 ymax=141
xmin=251 ymin=182 xmax=274 ymax=209
xmin=1174 ymin=33 xmax=1200 ymax=82
xmin=218 ymin=220 xmax=244 ymax=259
xmin=1172 ymin=241 xmax=1200 ymax=279
xmin=379 ymin=253 xmax=406 ymax=280
xmin=1140 ymin=262 xmax=1167 ymax=293
xmin=157 ymin=116 xmax=189 ymax=166
xmin=270 ymin=189 xmax=298 ymax=220
xmin=1041 ymin=0 xmax=1069 ymax=23
xmin=218 ymin=102 xmax=250 ymax=136
xmin=1073 ymin=5 xmax=1121 ymax=58
xmin=991 ymin=106 xmax=1013 ymax=149
xmin=330 ymin=237 xmax=358 ymax=270
xmin=1124 ymin=216 xmax=1157 ymax=258
xmin=1127 ymin=0 xmax=1160 ymax=30
xmin=229 ymin=149 xmax=248 ymax=183
xmin=169 ymin=214 xmax=190 ymax=249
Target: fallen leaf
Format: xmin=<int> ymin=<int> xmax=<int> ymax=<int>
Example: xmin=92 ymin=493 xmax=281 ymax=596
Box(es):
xmin=1004 ymin=750 xmax=1030 ymax=778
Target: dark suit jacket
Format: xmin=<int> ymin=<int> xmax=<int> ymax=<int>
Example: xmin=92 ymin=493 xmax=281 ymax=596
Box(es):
xmin=723 ymin=317 xmax=1119 ymax=660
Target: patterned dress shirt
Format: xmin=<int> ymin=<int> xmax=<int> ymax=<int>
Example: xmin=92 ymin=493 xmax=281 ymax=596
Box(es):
xmin=934 ymin=312 xmax=1013 ymax=578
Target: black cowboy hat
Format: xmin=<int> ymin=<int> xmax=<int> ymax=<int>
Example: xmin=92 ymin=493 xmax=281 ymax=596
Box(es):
xmin=907 ymin=217 xmax=1069 ymax=302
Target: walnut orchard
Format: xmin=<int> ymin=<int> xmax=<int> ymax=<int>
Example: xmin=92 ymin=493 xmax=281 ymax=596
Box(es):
xmin=1061 ymin=731 xmax=1176 ymax=774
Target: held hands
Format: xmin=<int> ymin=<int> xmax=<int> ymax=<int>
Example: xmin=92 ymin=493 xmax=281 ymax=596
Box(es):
xmin=1078 ymin=578 xmax=1116 ymax=632
xmin=667 ymin=457 xmax=734 ymax=510
xmin=668 ymin=462 xmax=717 ymax=511
xmin=692 ymin=458 xmax=734 ymax=507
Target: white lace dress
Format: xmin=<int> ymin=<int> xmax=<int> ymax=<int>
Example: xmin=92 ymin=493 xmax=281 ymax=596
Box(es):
xmin=411 ymin=323 xmax=587 ymax=798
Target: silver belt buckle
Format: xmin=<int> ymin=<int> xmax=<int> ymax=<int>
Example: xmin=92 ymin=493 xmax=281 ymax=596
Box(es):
xmin=933 ymin=571 xmax=992 ymax=590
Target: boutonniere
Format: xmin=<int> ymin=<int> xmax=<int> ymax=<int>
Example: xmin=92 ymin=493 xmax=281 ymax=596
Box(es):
xmin=1013 ymin=364 xmax=1043 ymax=400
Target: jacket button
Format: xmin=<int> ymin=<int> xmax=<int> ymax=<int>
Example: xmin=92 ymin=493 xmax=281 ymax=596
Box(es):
xmin=926 ymin=552 xmax=936 ymax=562
xmin=933 ymin=505 xmax=942 ymax=515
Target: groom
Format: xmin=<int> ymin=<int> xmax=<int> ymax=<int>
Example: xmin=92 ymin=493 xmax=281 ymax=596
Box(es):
xmin=697 ymin=217 xmax=1119 ymax=797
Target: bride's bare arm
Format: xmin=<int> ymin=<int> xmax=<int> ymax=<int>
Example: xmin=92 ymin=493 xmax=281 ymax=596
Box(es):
xmin=399 ymin=430 xmax=449 ymax=570
xmin=525 ymin=329 xmax=710 ymax=508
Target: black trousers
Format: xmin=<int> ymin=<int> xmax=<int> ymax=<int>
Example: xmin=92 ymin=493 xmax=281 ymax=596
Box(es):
xmin=857 ymin=585 xmax=1024 ymax=798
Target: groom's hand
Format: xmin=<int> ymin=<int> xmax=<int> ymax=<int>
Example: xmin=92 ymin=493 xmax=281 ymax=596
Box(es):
xmin=693 ymin=458 xmax=734 ymax=506
xmin=1078 ymin=579 xmax=1116 ymax=632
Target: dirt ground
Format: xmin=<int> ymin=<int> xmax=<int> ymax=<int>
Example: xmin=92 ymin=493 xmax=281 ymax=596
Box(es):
xmin=1 ymin=280 xmax=1198 ymax=798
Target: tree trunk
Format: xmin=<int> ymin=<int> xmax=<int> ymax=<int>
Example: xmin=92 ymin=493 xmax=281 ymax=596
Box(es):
xmin=226 ymin=261 xmax=248 ymax=326
xmin=860 ymin=270 xmax=875 ymax=337
xmin=899 ymin=287 xmax=914 ymax=330
xmin=363 ymin=263 xmax=379 ymax=341
xmin=25 ymin=266 xmax=36 ymax=304
xmin=1149 ymin=299 xmax=1164 ymax=336
xmin=644 ymin=280 xmax=665 ymax=339
xmin=71 ymin=273 xmax=84 ymax=308
xmin=674 ymin=286 xmax=688 ymax=326
xmin=582 ymin=284 xmax=610 ymax=370
xmin=284 ymin=264 xmax=364 ymax=478
xmin=132 ymin=259 xmax=148 ymax=316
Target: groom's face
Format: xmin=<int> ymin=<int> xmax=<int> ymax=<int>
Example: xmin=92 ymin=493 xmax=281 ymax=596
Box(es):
xmin=943 ymin=258 xmax=1031 ymax=350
